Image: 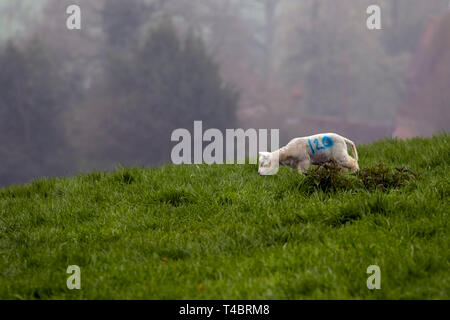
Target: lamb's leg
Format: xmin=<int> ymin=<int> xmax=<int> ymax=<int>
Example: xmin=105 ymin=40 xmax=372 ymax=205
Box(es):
xmin=335 ymin=152 xmax=358 ymax=172
xmin=297 ymin=159 xmax=311 ymax=174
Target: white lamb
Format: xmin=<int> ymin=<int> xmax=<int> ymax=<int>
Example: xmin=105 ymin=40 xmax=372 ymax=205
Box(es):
xmin=258 ymin=133 xmax=359 ymax=175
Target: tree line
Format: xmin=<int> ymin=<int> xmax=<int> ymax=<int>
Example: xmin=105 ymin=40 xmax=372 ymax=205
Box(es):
xmin=0 ymin=0 xmax=238 ymax=186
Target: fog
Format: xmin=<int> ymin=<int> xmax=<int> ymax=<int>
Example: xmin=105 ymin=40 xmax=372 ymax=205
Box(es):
xmin=0 ymin=0 xmax=449 ymax=186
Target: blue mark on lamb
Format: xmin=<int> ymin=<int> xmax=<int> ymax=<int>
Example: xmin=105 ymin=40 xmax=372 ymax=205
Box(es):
xmin=308 ymin=136 xmax=334 ymax=154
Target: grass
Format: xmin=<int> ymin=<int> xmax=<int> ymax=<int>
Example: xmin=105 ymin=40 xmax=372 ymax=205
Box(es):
xmin=0 ymin=133 xmax=449 ymax=299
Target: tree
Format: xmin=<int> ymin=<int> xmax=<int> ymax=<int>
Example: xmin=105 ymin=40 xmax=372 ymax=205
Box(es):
xmin=77 ymin=18 xmax=238 ymax=169
xmin=0 ymin=38 xmax=78 ymax=185
xmin=396 ymin=11 xmax=450 ymax=137
xmin=102 ymin=0 xmax=146 ymax=49
xmin=277 ymin=0 xmax=409 ymax=124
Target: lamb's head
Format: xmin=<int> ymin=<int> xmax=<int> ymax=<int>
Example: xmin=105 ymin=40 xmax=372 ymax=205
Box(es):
xmin=258 ymin=151 xmax=278 ymax=175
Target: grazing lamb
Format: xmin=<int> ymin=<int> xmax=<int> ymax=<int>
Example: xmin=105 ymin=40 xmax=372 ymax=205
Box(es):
xmin=258 ymin=133 xmax=359 ymax=175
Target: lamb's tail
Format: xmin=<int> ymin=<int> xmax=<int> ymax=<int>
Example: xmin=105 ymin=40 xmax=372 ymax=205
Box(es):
xmin=344 ymin=138 xmax=358 ymax=162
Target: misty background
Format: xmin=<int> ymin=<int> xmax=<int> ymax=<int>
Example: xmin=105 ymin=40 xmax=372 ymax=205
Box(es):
xmin=0 ymin=0 xmax=449 ymax=187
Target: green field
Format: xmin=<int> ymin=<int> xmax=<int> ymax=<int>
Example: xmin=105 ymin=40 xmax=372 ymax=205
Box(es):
xmin=0 ymin=134 xmax=449 ymax=299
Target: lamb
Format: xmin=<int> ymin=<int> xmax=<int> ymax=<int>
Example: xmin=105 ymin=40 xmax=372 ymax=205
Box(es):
xmin=258 ymin=133 xmax=359 ymax=175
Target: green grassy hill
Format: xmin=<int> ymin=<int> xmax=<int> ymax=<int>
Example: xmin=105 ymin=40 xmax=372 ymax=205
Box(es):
xmin=0 ymin=134 xmax=449 ymax=299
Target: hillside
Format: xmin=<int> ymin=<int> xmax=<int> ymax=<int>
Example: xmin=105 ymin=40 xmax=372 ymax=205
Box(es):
xmin=0 ymin=133 xmax=449 ymax=299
